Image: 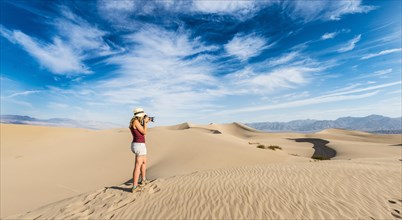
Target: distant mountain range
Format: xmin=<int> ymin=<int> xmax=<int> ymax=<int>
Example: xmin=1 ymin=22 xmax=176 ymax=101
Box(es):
xmin=246 ymin=115 xmax=402 ymax=134
xmin=0 ymin=115 xmax=121 ymax=130
xmin=2 ymin=114 xmax=401 ymax=133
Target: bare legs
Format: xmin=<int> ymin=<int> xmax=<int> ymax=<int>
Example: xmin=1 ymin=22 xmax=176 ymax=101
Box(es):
xmin=141 ymin=156 xmax=147 ymax=181
xmin=133 ymin=155 xmax=147 ymax=187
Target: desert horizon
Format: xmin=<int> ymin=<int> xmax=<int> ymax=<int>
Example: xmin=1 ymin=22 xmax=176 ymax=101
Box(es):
xmin=1 ymin=122 xmax=401 ymax=219
xmin=1 ymin=114 xmax=402 ymax=134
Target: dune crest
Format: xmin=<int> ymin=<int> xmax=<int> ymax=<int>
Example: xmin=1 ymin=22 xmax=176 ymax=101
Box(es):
xmin=164 ymin=122 xmax=192 ymax=130
xmin=161 ymin=122 xmax=260 ymax=138
xmin=316 ymin=128 xmax=372 ymax=136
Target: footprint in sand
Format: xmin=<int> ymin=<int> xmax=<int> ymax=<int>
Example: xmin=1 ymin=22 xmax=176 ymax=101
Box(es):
xmin=107 ymin=198 xmax=136 ymax=212
xmin=147 ymin=184 xmax=161 ymax=194
xmin=105 ymin=213 xmax=115 ymax=219
xmin=101 ymin=193 xmax=116 ymax=201
xmin=388 ymin=199 xmax=402 ymax=219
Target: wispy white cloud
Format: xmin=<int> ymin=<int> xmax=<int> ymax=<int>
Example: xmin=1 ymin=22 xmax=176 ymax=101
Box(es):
xmin=97 ymin=0 xmax=374 ymax=28
xmin=98 ymin=0 xmax=136 ymax=11
xmin=248 ymin=67 xmax=311 ymax=90
xmin=286 ymin=1 xmax=328 ymax=22
xmin=355 ymin=68 xmax=393 ymax=80
xmin=47 ymin=102 xmax=71 ymax=110
xmin=7 ymin=90 xmax=40 ymax=98
xmin=46 ymin=24 xmax=321 ymax=123
xmin=280 ymin=0 xmax=375 ymax=22
xmin=361 ymin=48 xmax=402 ymax=60
xmin=217 ymin=81 xmax=401 ymax=115
xmin=320 ymin=29 xmax=351 ymax=40
xmin=225 ymin=66 xmax=317 ymax=94
xmin=98 ymin=0 xmax=262 ymax=22
xmin=98 ymin=0 xmax=190 ymax=15
xmin=0 ymin=6 xmax=121 ymax=75
xmin=97 ymin=0 xmax=143 ymax=30
xmin=326 ymin=0 xmax=376 ymax=20
xmin=193 ymin=1 xmax=257 ymax=14
xmin=279 ymin=97 xmax=401 ymax=122
xmin=224 ymin=33 xmax=271 ymax=61
xmin=266 ymin=51 xmax=299 ymax=67
xmin=388 ymin=89 xmax=402 ymax=95
xmin=0 ymin=78 xmax=38 ymax=109
xmin=373 ymin=68 xmax=393 ymax=76
xmin=0 ymin=25 xmax=90 ymax=75
xmin=324 ymin=81 xmax=401 ymax=97
xmin=337 ymin=34 xmax=361 ymax=52
xmin=87 ymin=26 xmax=220 ymax=117
xmin=92 ymin=37 xmax=323 ymax=108
xmin=222 ymin=92 xmax=380 ymax=115
xmin=53 ymin=7 xmax=117 ymax=58
xmin=328 ymin=83 xmax=363 ymax=94
xmin=286 ymin=0 xmax=376 ymax=22
xmin=0 ymin=25 xmax=16 ymax=43
xmin=1 ymin=98 xmax=34 ymax=108
xmin=321 ymin=32 xmax=337 ymax=40
xmin=276 ymin=91 xmax=310 ymax=101
xmin=356 ymin=30 xmax=401 ymax=55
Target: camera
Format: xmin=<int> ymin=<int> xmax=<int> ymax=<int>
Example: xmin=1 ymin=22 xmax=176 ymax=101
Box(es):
xmin=145 ymin=115 xmax=155 ymax=122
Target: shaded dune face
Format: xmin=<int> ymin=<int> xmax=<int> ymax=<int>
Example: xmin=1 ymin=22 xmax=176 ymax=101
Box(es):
xmin=289 ymin=138 xmax=336 ymax=160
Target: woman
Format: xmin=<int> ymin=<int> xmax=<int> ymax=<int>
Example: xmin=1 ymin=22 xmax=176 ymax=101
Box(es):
xmin=129 ymin=108 xmax=150 ymax=192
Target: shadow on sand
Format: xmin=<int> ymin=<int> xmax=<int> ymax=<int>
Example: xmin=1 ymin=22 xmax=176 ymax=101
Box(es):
xmin=105 ymin=179 xmax=133 ymax=193
xmin=107 ymin=186 xmax=132 ymax=193
xmin=288 ymin=138 xmax=336 ymax=160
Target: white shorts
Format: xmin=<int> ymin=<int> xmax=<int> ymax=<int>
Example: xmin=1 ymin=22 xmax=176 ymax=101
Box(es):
xmin=131 ymin=142 xmax=147 ymax=156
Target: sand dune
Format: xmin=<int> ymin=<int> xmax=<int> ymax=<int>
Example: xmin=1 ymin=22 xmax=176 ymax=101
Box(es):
xmin=7 ymin=158 xmax=402 ymax=220
xmin=1 ymin=123 xmax=401 ymax=219
xmin=1 ymin=124 xmax=133 ymax=217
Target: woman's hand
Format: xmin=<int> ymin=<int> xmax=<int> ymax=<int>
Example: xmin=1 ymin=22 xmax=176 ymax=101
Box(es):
xmin=134 ymin=119 xmax=147 ymax=134
xmin=144 ymin=116 xmax=150 ymax=123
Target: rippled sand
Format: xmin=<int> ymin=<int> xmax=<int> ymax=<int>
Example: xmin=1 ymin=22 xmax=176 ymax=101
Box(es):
xmin=1 ymin=123 xmax=401 ymax=219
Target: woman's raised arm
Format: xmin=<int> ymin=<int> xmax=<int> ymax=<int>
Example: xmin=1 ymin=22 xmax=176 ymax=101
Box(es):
xmin=134 ymin=119 xmax=147 ymax=135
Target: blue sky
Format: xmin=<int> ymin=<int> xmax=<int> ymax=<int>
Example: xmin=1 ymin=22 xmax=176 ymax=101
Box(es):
xmin=1 ymin=0 xmax=401 ymax=127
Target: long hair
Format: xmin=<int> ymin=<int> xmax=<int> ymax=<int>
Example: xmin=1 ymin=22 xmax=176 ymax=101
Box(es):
xmin=129 ymin=116 xmax=144 ymax=128
xmin=129 ymin=116 xmax=135 ymax=128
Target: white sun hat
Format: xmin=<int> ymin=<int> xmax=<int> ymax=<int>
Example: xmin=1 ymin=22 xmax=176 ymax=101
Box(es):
xmin=133 ymin=108 xmax=146 ymax=118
